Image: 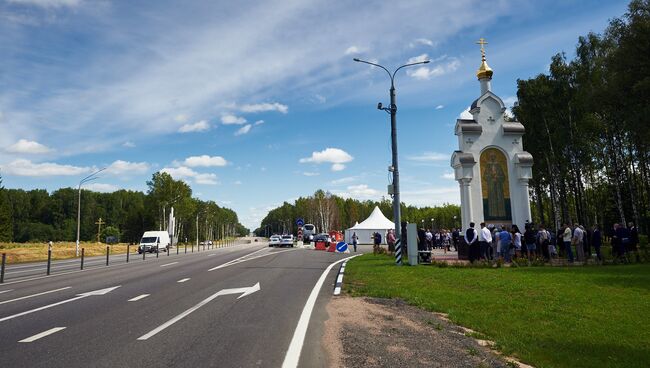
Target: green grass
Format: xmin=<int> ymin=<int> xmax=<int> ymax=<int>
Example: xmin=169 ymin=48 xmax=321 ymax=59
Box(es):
xmin=344 ymin=254 xmax=650 ymax=368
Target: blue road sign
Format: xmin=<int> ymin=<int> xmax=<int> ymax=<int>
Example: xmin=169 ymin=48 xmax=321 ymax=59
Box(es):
xmin=296 ymin=218 xmax=304 ymax=227
xmin=336 ymin=242 xmax=348 ymax=252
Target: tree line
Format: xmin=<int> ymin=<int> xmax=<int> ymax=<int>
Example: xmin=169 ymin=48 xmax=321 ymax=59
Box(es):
xmin=513 ymin=0 xmax=650 ymax=233
xmin=255 ymin=189 xmax=460 ymax=236
xmin=0 ymin=172 xmax=248 ymax=243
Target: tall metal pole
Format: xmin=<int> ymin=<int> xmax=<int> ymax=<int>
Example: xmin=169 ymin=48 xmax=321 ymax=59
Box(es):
xmin=353 ymin=57 xmax=429 ymax=266
xmin=75 ymin=168 xmax=106 ymax=257
xmin=389 ymin=83 xmax=403 ymax=265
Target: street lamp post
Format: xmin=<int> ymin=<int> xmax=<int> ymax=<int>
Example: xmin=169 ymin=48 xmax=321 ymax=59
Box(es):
xmin=431 ymin=218 xmax=434 ymax=231
xmin=76 ymin=168 xmax=106 ymax=257
xmin=354 ymin=57 xmax=430 ymax=265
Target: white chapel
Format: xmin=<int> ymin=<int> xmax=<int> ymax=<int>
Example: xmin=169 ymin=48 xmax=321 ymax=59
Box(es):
xmin=451 ymin=39 xmax=533 ymax=231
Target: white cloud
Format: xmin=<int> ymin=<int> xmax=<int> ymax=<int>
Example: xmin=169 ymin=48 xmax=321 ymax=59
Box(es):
xmin=122 ymin=141 xmax=136 ymax=148
xmin=221 ymin=114 xmax=247 ymax=125
xmin=331 ymin=163 xmax=345 ymax=171
xmin=183 ymin=155 xmax=228 ymax=167
xmin=502 ymin=96 xmax=518 ymax=118
xmin=413 ymin=38 xmax=435 ymax=47
xmin=330 ymin=176 xmax=358 ymax=185
xmin=299 ymin=147 xmax=353 ymax=164
xmin=333 ymin=184 xmax=382 ymax=200
xmin=406 ymin=152 xmax=449 ymax=162
xmin=435 ymin=105 xmax=444 ymax=110
xmin=442 ymin=172 xmax=455 ymax=180
xmin=105 ymin=160 xmax=150 ymax=175
xmin=85 ymin=183 xmax=119 ymax=193
xmin=345 ymin=46 xmax=360 ymax=55
xmin=7 ymin=0 xmax=82 ymax=8
xmin=300 ymin=148 xmax=354 ymax=172
xmin=254 ymin=120 xmax=265 ymax=125
xmin=400 ymin=186 xmax=460 ymax=207
xmin=1 ymin=159 xmax=89 ymax=176
xmin=239 ymin=102 xmax=288 ymax=114
xmin=5 ymin=139 xmax=53 ymax=154
xmin=303 ymin=172 xmax=320 ymax=177
xmin=407 ymin=54 xmax=430 ymax=64
xmin=234 ymin=124 xmax=252 ymax=136
xmin=161 ymin=166 xmax=219 ymax=185
xmin=178 ymin=120 xmax=210 ymax=133
xmin=407 ymin=57 xmax=460 ymax=80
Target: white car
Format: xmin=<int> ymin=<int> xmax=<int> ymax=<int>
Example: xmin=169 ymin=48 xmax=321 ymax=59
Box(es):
xmin=280 ymin=234 xmax=294 ymax=247
xmin=269 ymin=235 xmax=281 ymax=247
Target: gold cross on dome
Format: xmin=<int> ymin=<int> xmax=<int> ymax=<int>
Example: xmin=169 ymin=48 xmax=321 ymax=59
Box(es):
xmin=476 ymin=38 xmax=488 ymax=56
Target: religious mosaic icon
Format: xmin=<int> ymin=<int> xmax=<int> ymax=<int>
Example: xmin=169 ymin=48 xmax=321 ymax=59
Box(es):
xmin=480 ymin=148 xmax=512 ymax=221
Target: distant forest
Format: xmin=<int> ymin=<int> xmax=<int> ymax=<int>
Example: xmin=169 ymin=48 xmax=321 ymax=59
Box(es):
xmin=0 ymin=172 xmax=248 ymax=243
xmin=255 ymin=189 xmax=460 ymax=236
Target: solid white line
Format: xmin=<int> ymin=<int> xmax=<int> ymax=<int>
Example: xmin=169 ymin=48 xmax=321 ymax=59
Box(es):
xmin=0 ymin=287 xmax=72 ymax=306
xmin=128 ymin=294 xmax=150 ymax=302
xmin=0 ymin=289 xmax=13 ymax=294
xmin=208 ymin=253 xmax=217 ymax=256
xmin=282 ymin=255 xmax=359 ymax=368
xmin=19 ymin=327 xmax=66 ymax=342
xmin=177 ymin=278 xmax=190 ymax=283
xmin=160 ymin=262 xmax=178 ymax=267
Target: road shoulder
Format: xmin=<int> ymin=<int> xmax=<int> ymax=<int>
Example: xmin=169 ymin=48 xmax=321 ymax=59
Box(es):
xmin=323 ymin=296 xmax=510 ymax=367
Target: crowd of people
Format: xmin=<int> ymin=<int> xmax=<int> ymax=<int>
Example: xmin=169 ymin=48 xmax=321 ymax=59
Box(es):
xmin=463 ymin=221 xmax=641 ymax=264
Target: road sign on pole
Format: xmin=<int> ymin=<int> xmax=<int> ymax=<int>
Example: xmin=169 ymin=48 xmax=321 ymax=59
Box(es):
xmin=335 ymin=242 xmax=349 ymax=253
xmin=296 ymin=218 xmax=304 ymax=227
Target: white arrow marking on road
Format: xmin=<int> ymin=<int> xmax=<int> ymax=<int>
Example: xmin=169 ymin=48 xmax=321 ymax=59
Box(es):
xmin=137 ymin=282 xmax=260 ymax=341
xmin=0 ymin=286 xmax=120 ymax=323
xmin=19 ymin=327 xmax=66 ymax=342
xmin=0 ymin=286 xmax=71 ymax=306
xmin=128 ymin=294 xmax=150 ymax=302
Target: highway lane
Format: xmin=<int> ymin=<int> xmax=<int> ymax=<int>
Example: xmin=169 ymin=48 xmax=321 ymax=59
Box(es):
xmin=0 ymin=240 xmax=358 ymax=367
xmin=1 ymin=240 xmax=249 ymax=282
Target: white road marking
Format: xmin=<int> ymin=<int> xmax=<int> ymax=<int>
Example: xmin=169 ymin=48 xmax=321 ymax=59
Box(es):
xmin=0 ymin=287 xmax=72 ymax=306
xmin=336 ymin=274 xmax=344 ymax=283
xmin=177 ymin=278 xmax=190 ymax=283
xmin=19 ymin=327 xmax=66 ymax=342
xmin=208 ymin=248 xmax=295 ymax=271
xmin=208 ymin=254 xmax=217 ymax=256
xmin=282 ymin=255 xmax=359 ymax=368
xmin=0 ymin=289 xmax=13 ymax=294
xmin=128 ymin=294 xmax=150 ymax=302
xmin=138 ymin=283 xmax=260 ymax=340
xmin=160 ymin=262 xmax=178 ymax=267
xmin=333 ymin=286 xmax=341 ymax=295
xmin=0 ymin=286 xmax=120 ymax=323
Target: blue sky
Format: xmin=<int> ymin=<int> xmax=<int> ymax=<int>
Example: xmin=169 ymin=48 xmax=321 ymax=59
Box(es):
xmin=0 ymin=0 xmax=629 ymax=230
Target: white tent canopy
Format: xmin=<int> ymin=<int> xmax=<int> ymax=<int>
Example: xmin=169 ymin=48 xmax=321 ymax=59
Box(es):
xmin=345 ymin=206 xmax=394 ymax=244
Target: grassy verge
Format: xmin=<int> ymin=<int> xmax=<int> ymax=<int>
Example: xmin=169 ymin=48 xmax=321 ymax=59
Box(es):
xmin=345 ymin=254 xmax=650 ymax=368
xmin=0 ymin=242 xmax=133 ymax=264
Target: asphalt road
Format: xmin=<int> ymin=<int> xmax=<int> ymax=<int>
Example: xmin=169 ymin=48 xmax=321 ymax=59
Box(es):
xmin=0 ymin=239 xmax=361 ymax=367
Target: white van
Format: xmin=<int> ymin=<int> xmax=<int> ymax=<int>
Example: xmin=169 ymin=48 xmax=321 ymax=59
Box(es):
xmin=139 ymin=231 xmax=171 ymax=253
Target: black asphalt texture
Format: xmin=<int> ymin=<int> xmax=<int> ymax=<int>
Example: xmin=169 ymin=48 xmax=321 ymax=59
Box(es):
xmin=0 ymin=240 xmax=357 ymax=367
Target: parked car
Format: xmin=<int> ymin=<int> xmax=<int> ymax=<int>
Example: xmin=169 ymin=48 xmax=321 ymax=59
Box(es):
xmin=313 ymin=233 xmax=331 ymax=247
xmin=280 ymin=234 xmax=294 ymax=247
xmin=269 ymin=235 xmax=282 ymax=247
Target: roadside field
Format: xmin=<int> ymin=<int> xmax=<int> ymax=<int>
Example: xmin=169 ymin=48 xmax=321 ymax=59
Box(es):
xmin=0 ymin=242 xmax=132 ymax=264
xmin=345 ymin=254 xmax=650 ymax=368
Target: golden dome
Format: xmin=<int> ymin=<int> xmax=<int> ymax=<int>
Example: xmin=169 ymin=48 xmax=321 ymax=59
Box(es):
xmin=476 ymin=55 xmax=493 ymax=80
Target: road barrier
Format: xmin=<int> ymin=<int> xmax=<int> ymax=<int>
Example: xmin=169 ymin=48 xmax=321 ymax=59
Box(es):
xmin=1 ymin=253 xmax=6 ymax=283
xmin=127 ymin=245 xmax=130 ymax=263
xmin=81 ymin=248 xmax=85 ymax=270
xmin=106 ymin=246 xmax=110 ymax=266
